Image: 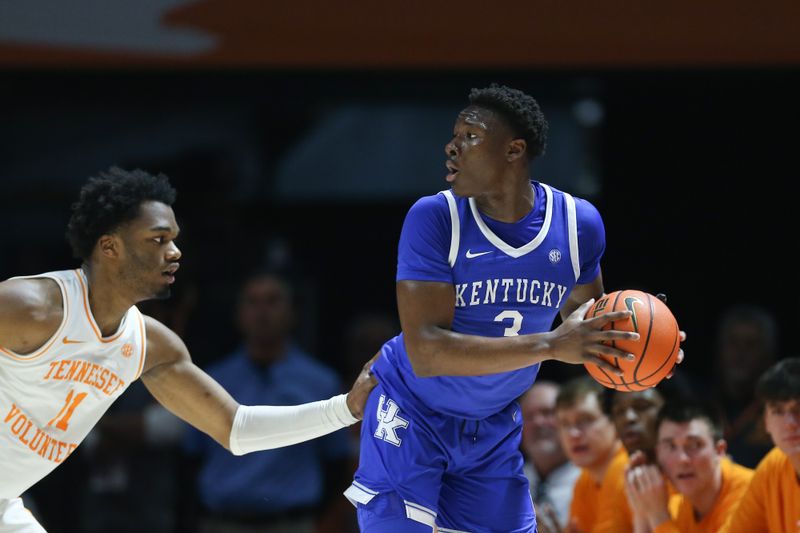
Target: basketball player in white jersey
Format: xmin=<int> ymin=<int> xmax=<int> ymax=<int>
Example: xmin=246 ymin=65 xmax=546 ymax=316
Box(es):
xmin=0 ymin=168 xmax=377 ymax=532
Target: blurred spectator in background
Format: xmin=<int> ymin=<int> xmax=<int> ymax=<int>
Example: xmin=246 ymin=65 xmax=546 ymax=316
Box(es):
xmin=724 ymin=357 xmax=800 ymax=532
xmin=184 ymin=272 xmax=351 ymax=533
xmin=338 ymin=311 xmax=399 ymax=533
xmin=520 ymin=381 xmax=580 ymax=529
xmin=625 ymin=399 xmax=753 ymax=532
xmin=713 ymin=305 xmax=777 ymax=467
xmin=552 ymin=377 xmax=625 ymax=533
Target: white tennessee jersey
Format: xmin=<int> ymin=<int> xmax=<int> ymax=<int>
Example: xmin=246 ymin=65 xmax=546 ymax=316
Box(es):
xmin=0 ymin=269 xmax=146 ymax=499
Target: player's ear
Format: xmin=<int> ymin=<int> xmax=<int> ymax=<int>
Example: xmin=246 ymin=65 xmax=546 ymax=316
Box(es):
xmin=507 ymin=139 xmax=526 ymax=162
xmin=98 ymin=234 xmax=120 ymax=259
xmin=715 ymin=438 xmax=727 ymax=456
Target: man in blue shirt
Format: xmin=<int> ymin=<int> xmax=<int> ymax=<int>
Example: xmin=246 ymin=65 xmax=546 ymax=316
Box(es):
xmin=186 ymin=273 xmax=350 ymax=533
xmin=344 ymin=84 xmax=655 ymax=533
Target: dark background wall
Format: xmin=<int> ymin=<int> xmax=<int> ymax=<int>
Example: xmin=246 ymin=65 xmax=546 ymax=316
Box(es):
xmin=1 ymin=68 xmax=798 ymax=384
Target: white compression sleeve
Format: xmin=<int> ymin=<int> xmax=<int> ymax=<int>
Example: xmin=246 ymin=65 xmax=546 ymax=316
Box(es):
xmin=228 ymin=394 xmax=358 ymax=456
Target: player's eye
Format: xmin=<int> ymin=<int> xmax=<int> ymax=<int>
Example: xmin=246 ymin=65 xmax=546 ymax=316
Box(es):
xmin=466 ymin=132 xmax=478 ymax=140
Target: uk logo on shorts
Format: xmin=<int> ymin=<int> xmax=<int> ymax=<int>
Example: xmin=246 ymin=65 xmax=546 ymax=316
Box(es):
xmin=373 ymin=394 xmax=409 ymax=447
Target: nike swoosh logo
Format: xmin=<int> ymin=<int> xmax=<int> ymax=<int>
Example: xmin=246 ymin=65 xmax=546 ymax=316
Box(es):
xmin=624 ymin=296 xmax=642 ymax=332
xmin=62 ymin=337 xmax=84 ymax=345
xmin=465 ymin=250 xmax=492 ymax=259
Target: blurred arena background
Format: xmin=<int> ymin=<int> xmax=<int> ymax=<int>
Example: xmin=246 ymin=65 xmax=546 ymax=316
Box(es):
xmin=1 ymin=1 xmax=799 ymax=531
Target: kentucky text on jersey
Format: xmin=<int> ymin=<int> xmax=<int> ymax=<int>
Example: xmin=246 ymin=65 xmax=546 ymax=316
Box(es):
xmin=4 ymin=403 xmax=78 ymax=464
xmin=42 ymin=359 xmax=126 ymax=396
xmin=455 ymin=278 xmax=568 ymax=308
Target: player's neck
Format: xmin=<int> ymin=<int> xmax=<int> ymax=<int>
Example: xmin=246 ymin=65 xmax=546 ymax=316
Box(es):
xmin=474 ymin=174 xmax=533 ymax=223
xmin=688 ymin=467 xmax=723 ymax=520
xmin=81 ymin=265 xmax=134 ymax=336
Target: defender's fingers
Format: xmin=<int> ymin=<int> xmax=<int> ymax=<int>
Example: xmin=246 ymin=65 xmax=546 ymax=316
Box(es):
xmin=679 ymin=330 xmax=687 ymax=342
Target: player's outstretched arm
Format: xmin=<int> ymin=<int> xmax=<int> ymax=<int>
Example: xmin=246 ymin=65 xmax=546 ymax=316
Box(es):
xmin=398 ymin=279 xmax=637 ymax=378
xmin=140 ymin=316 xmax=377 ymax=454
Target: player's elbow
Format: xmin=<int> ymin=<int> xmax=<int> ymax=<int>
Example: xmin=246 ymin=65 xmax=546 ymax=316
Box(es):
xmin=403 ymin=335 xmax=438 ymax=377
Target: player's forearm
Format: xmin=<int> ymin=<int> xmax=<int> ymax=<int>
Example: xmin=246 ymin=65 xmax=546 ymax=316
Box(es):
xmin=228 ymin=394 xmax=358 ymax=455
xmin=404 ymin=326 xmax=553 ymax=377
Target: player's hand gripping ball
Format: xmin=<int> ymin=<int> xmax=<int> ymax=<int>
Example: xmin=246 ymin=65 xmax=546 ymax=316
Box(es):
xmin=584 ymin=290 xmax=681 ymax=391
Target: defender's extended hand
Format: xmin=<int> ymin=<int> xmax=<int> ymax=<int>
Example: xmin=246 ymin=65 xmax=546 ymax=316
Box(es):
xmin=346 ymin=351 xmax=380 ymax=420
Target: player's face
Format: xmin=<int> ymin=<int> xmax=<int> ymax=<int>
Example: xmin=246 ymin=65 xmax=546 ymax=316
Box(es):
xmin=656 ymin=419 xmax=724 ymax=500
xmin=764 ymin=398 xmax=800 ymax=458
xmin=117 ymin=201 xmax=181 ymax=301
xmin=444 ymin=106 xmax=516 ymax=197
xmin=521 ymin=384 xmax=562 ymax=459
xmin=611 ymin=389 xmax=664 ymax=455
xmin=557 ymin=393 xmax=618 ymax=469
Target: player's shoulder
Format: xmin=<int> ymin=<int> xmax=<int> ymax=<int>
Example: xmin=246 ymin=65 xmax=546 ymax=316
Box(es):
xmin=142 ymin=314 xmax=189 ymax=367
xmin=537 ymin=181 xmax=603 ymax=222
xmin=0 ymin=276 xmax=63 ymax=323
xmin=408 ymin=191 xmax=451 ymax=214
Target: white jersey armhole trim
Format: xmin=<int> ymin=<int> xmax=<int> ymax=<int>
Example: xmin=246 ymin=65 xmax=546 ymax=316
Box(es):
xmin=564 ymin=192 xmax=581 ymax=282
xmin=468 ymin=183 xmax=553 ymax=258
xmin=0 ymin=275 xmax=69 ymax=361
xmin=441 ymin=190 xmax=460 ymax=268
xmin=134 ymin=308 xmax=147 ymax=380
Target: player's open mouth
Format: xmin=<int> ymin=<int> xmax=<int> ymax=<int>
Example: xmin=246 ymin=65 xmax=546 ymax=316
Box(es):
xmin=445 ymin=161 xmax=459 ymax=182
xmin=163 ymin=263 xmax=180 ymax=284
xmin=676 ymin=472 xmax=695 ymax=480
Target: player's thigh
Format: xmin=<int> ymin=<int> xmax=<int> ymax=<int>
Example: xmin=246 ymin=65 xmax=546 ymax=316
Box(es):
xmin=0 ymin=499 xmax=47 ymax=533
xmin=357 ymin=492 xmax=437 ymax=533
xmin=349 ymin=382 xmax=447 ymax=529
xmin=438 ymin=470 xmax=534 ymax=533
xmin=437 ymin=405 xmax=534 ymax=533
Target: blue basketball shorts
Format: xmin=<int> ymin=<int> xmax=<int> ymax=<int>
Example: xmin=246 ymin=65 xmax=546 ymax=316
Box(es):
xmin=344 ymin=379 xmax=536 ymax=533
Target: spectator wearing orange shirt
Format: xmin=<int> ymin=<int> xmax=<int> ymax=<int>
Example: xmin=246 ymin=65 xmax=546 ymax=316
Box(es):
xmin=722 ymin=357 xmax=800 ymax=532
xmin=548 ymin=377 xmax=626 ymax=533
xmin=625 ymin=400 xmax=753 ymax=532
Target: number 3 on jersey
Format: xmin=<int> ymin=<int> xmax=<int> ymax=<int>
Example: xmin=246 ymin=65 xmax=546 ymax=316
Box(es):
xmin=494 ymin=310 xmax=523 ymax=336
xmin=47 ymin=389 xmax=88 ymax=431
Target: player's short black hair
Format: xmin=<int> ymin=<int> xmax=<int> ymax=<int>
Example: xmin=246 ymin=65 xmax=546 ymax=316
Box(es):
xmin=756 ymin=357 xmax=800 ymax=406
xmin=66 ymin=167 xmax=176 ymax=260
xmin=656 ymin=399 xmax=725 ymax=442
xmin=468 ymin=84 xmax=549 ymax=160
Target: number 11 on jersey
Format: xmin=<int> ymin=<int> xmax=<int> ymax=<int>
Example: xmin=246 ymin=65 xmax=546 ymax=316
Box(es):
xmin=47 ymin=389 xmax=88 ymax=431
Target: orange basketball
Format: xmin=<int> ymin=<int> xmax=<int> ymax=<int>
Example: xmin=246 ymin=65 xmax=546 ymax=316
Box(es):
xmin=584 ymin=289 xmax=681 ymax=391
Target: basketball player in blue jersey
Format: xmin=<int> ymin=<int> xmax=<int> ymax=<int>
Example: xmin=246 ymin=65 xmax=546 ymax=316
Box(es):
xmin=344 ymin=85 xmax=658 ymax=533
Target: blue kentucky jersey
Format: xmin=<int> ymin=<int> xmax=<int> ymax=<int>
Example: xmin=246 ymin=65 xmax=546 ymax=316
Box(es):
xmin=372 ymin=181 xmax=604 ymax=419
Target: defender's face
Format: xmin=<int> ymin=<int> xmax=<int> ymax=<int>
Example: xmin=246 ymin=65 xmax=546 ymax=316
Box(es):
xmin=444 ymin=106 xmax=515 ymax=197
xmin=117 ymin=201 xmax=181 ymax=301
xmin=764 ymin=399 xmax=800 ymax=458
xmin=612 ymin=389 xmax=664 ymax=455
xmin=656 ymin=419 xmax=723 ymax=500
xmin=557 ymin=393 xmax=618 ymax=469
